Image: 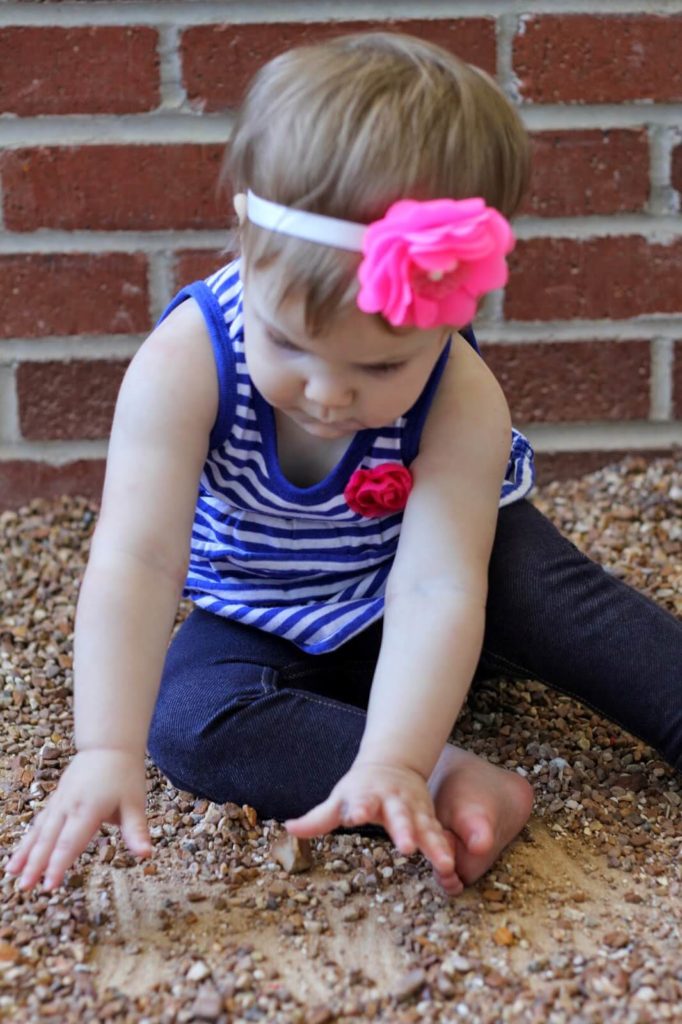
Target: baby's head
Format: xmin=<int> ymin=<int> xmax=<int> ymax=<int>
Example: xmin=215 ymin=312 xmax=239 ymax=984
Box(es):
xmin=225 ymin=31 xmax=530 ymax=336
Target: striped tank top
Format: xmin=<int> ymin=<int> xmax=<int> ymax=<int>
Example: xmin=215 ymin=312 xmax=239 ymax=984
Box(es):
xmin=158 ymin=259 xmax=535 ymax=654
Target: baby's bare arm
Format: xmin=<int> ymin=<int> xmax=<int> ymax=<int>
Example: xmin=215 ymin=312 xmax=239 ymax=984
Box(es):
xmin=288 ymin=334 xmax=511 ymax=868
xmin=358 ymin=333 xmax=511 ymax=778
xmin=6 ymin=299 xmax=218 ymax=890
xmin=76 ymin=298 xmax=217 ymax=745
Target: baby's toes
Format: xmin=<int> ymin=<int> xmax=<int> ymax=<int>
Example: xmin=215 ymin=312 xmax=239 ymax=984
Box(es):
xmin=434 ymin=868 xmax=465 ymax=897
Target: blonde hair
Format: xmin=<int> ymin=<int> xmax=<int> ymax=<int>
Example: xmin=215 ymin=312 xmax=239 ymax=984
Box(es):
xmin=223 ymin=32 xmax=530 ymax=334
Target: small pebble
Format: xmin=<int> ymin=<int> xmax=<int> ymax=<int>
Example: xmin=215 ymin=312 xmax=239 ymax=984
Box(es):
xmin=492 ymin=926 xmax=516 ymax=947
xmin=392 ymin=968 xmax=426 ymax=1003
xmin=305 ymin=1007 xmax=335 ymax=1024
xmin=188 ymin=984 xmax=223 ymax=1020
xmin=187 ymin=961 xmax=211 ymax=982
xmin=442 ymin=954 xmax=472 ymax=976
xmin=603 ymin=930 xmax=630 ymax=949
xmin=269 ymin=835 xmax=314 ymax=874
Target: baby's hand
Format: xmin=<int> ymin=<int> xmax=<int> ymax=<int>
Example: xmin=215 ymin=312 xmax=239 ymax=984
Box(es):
xmin=5 ymin=749 xmax=151 ymax=893
xmin=285 ymin=761 xmax=456 ymax=878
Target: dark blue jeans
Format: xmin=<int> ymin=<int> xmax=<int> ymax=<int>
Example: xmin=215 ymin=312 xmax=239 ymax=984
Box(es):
xmin=148 ymin=500 xmax=682 ymax=819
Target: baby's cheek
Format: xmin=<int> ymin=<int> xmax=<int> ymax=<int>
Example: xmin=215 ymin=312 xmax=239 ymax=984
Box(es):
xmin=251 ymin=355 xmax=282 ymax=393
xmin=270 ymin=364 xmax=296 ymax=392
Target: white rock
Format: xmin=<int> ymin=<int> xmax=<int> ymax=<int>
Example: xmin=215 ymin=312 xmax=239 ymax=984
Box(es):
xmin=186 ymin=960 xmax=211 ymax=982
xmin=442 ymin=953 xmax=472 ymax=976
xmin=634 ymin=986 xmax=657 ymax=1002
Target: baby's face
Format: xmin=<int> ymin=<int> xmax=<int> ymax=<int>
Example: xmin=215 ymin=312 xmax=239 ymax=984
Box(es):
xmin=242 ymin=262 xmax=449 ymax=438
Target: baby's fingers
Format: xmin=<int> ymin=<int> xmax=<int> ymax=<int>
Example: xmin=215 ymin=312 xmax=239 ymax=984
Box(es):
xmin=41 ymin=806 xmax=104 ymax=891
xmin=338 ymin=794 xmax=381 ymax=827
xmin=5 ymin=809 xmax=50 ymax=880
xmin=382 ymin=796 xmax=419 ymax=855
xmin=120 ymin=801 xmax=152 ymax=859
xmin=413 ymin=811 xmax=455 ymax=875
xmin=382 ymin=798 xmax=455 ymax=875
xmin=12 ymin=809 xmax=67 ymax=892
xmin=285 ymin=796 xmax=343 ymax=838
xmin=432 ymin=831 xmax=464 ymax=896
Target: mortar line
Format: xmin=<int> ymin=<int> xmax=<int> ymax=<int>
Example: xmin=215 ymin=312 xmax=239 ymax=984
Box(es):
xmin=2 ymin=322 xmax=681 ymax=360
xmin=157 ymin=23 xmax=188 ymax=113
xmin=476 ymin=321 xmax=682 ymax=342
xmin=2 ymin=217 xmax=682 ymax=256
xmin=520 ymin=107 xmax=682 ymax=131
xmin=496 ymin=11 xmax=517 ymax=101
xmin=2 ymin=106 xmax=682 ymax=150
xmin=0 ymin=366 xmax=20 ymax=444
xmin=0 ymin=339 xmax=144 ymax=363
xmin=0 ymin=113 xmax=235 ymax=148
xmin=3 ymin=421 xmax=680 ymax=463
xmin=2 ymin=1 xmax=682 ymax=27
xmin=650 ymin=338 xmax=674 ymax=421
xmin=1 ymin=327 xmax=675 ymax=364
xmin=511 ymin=215 xmax=682 ymax=240
xmin=649 ymin=125 xmax=681 ymax=216
xmin=148 ymin=251 xmax=175 ymax=325
xmin=0 ymin=440 xmax=109 ymax=462
xmin=519 ymin=421 xmax=682 ymax=451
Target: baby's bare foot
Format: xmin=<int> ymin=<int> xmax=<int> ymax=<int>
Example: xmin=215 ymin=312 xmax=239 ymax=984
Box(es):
xmin=427 ymin=744 xmax=533 ymax=893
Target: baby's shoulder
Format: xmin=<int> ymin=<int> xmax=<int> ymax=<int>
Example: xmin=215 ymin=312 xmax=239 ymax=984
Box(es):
xmin=420 ymin=331 xmax=510 ymax=455
xmin=435 ymin=331 xmax=494 ymax=404
xmin=148 ymin=296 xmax=215 ymax=372
xmin=134 ymin=296 xmax=219 ymax=428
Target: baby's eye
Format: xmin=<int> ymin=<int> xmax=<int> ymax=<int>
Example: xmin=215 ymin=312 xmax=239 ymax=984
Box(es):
xmin=267 ymin=332 xmax=298 ymax=351
xmin=365 ymin=362 xmax=406 ymax=375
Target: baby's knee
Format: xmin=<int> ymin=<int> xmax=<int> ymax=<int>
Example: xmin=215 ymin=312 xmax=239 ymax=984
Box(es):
xmin=147 ymin=697 xmax=203 ymax=793
xmin=147 ymin=673 xmax=279 ymax=805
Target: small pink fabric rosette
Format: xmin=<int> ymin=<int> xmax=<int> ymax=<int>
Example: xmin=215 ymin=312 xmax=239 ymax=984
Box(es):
xmin=344 ymin=463 xmax=413 ymax=518
xmin=356 ymin=197 xmax=514 ymax=329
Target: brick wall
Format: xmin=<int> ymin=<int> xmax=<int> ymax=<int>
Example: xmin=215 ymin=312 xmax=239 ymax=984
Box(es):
xmin=1 ymin=1 xmax=681 ymax=509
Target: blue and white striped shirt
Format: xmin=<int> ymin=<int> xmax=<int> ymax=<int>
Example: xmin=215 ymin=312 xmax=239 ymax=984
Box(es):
xmin=158 ymin=260 xmax=535 ymax=654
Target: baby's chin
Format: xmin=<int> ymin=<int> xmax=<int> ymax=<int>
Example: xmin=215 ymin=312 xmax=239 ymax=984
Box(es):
xmin=282 ymin=408 xmax=363 ymax=437
xmin=300 ymin=419 xmax=359 ymax=438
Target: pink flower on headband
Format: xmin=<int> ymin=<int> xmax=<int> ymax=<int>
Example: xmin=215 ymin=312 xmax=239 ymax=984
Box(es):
xmin=356 ymin=198 xmax=514 ymax=329
xmin=344 ymin=463 xmax=413 ymax=518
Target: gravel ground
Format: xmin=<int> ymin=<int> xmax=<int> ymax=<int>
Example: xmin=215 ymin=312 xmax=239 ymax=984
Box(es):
xmin=1 ymin=454 xmax=681 ymax=1024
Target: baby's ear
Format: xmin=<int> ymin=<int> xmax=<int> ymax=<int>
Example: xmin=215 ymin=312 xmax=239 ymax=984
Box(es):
xmin=233 ymin=192 xmax=247 ymax=225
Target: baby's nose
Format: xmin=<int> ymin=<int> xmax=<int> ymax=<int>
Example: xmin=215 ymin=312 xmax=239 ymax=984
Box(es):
xmin=304 ymin=374 xmax=354 ymax=409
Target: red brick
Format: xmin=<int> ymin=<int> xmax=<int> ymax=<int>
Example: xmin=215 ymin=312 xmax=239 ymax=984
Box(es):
xmin=482 ymin=341 xmax=650 ymax=422
xmin=0 ymin=254 xmax=149 ymax=339
xmin=514 ymin=15 xmax=682 ymax=103
xmin=2 ymin=146 xmax=228 ymax=232
xmin=505 ymin=238 xmax=682 ymax=321
xmin=173 ymin=249 xmax=235 ymax=291
xmin=182 ymin=19 xmax=496 ymax=110
xmin=0 ymin=27 xmax=159 ymax=115
xmin=522 ymin=130 xmax=649 ymax=217
xmin=674 ymin=342 xmax=682 ymax=419
xmin=0 ymin=459 xmax=105 ymax=511
xmin=534 ymin=449 xmax=672 ymax=485
xmin=18 ymin=360 xmax=128 ymax=441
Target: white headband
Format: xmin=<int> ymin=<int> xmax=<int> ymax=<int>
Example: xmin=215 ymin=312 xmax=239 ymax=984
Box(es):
xmin=246 ymin=190 xmax=367 ymax=252
xmin=243 ymin=190 xmax=515 ymax=331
